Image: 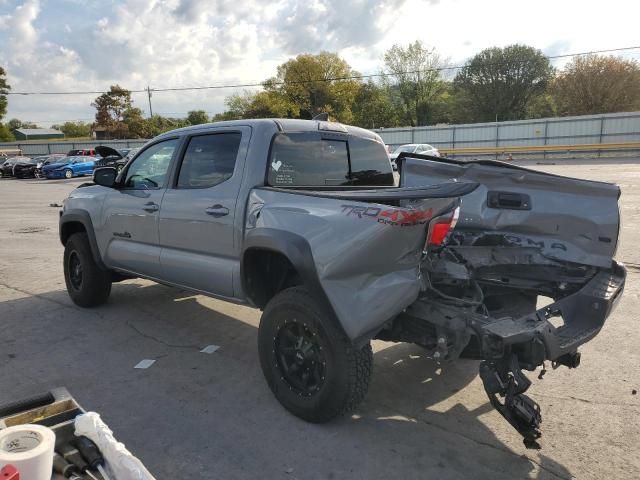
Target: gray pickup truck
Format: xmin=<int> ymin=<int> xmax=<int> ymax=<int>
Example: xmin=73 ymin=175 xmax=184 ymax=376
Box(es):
xmin=59 ymin=118 xmax=625 ymax=448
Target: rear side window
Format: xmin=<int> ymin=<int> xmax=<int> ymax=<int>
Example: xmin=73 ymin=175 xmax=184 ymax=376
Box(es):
xmin=268 ymin=133 xmax=393 ymax=187
xmin=177 ymin=133 xmax=241 ymax=188
xmin=348 ymin=136 xmax=395 ymax=186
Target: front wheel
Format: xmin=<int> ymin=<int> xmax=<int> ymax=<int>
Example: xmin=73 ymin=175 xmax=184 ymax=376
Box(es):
xmin=64 ymin=169 xmax=73 ymax=179
xmin=258 ymin=286 xmax=373 ymax=423
xmin=64 ymin=232 xmax=112 ymax=307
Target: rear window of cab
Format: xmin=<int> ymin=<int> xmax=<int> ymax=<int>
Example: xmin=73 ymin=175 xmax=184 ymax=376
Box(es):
xmin=268 ymin=132 xmax=394 ymax=187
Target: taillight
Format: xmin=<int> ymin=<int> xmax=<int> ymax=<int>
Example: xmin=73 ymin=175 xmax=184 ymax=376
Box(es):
xmin=426 ymin=207 xmax=459 ymax=248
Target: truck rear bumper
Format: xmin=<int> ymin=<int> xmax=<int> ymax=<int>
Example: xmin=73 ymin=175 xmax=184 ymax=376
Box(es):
xmin=475 ymin=261 xmax=625 ymax=448
xmin=478 ymin=261 xmax=626 ymax=368
xmin=388 ymin=261 xmax=626 ymax=448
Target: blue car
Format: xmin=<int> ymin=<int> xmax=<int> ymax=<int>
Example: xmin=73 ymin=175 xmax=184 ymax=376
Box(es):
xmin=42 ymin=156 xmax=97 ymax=179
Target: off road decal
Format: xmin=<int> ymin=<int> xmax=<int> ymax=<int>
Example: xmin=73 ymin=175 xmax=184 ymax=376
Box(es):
xmin=340 ymin=205 xmax=433 ymax=226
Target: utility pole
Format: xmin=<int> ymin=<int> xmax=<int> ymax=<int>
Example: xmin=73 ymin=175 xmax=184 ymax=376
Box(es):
xmin=147 ymin=86 xmax=153 ymax=118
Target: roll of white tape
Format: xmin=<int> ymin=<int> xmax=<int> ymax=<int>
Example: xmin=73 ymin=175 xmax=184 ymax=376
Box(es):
xmin=0 ymin=424 xmax=55 ymax=480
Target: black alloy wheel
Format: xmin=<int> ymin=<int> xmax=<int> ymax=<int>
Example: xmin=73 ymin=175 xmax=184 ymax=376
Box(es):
xmin=275 ymin=320 xmax=326 ymax=396
xmin=258 ymin=286 xmax=373 ymax=423
xmin=63 ymin=232 xmax=112 ymax=307
xmin=68 ymin=250 xmax=83 ymax=291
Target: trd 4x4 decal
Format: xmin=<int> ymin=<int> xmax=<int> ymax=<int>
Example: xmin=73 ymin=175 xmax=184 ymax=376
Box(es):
xmin=340 ymin=205 xmax=433 ymax=226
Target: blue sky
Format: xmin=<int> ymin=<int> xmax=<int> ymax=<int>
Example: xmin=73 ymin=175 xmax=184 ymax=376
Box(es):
xmin=1 ymin=0 xmax=639 ymax=126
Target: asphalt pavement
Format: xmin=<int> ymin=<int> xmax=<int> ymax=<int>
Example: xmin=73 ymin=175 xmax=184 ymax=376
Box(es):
xmin=0 ymin=162 xmax=638 ymax=480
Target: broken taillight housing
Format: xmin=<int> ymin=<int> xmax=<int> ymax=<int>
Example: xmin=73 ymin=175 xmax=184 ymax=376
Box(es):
xmin=426 ymin=206 xmax=460 ymax=248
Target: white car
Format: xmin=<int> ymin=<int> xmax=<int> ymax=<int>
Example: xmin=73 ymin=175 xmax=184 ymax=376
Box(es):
xmin=389 ymin=143 xmax=440 ymax=170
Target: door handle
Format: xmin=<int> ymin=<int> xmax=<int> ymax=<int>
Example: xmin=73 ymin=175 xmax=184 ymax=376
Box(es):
xmin=142 ymin=202 xmax=159 ymax=213
xmin=487 ymin=191 xmax=531 ymax=210
xmin=205 ymin=205 xmax=229 ymax=217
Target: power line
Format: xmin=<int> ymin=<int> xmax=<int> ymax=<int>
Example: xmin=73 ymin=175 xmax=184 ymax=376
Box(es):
xmin=5 ymin=45 xmax=640 ymax=96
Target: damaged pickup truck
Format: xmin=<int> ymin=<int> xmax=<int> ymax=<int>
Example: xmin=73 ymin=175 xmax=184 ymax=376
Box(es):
xmin=59 ymin=118 xmax=625 ymax=448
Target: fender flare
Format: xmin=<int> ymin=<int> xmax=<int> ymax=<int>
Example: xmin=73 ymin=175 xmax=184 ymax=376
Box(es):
xmin=59 ymin=209 xmax=108 ymax=270
xmin=241 ymin=228 xmax=352 ymax=342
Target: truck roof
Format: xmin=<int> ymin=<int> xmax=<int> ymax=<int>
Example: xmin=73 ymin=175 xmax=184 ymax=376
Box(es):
xmin=155 ymin=118 xmax=381 ymax=142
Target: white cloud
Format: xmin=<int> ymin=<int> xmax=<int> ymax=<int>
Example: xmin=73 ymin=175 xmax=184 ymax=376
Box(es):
xmin=2 ymin=0 xmax=640 ymax=126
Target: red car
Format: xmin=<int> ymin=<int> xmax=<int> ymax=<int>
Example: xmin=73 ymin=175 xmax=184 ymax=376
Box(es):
xmin=66 ymin=149 xmax=96 ymax=156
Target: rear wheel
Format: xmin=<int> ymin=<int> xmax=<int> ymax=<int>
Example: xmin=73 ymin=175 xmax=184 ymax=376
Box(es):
xmin=64 ymin=169 xmax=73 ymax=179
xmin=63 ymin=232 xmax=112 ymax=307
xmin=258 ymin=286 xmax=373 ymax=423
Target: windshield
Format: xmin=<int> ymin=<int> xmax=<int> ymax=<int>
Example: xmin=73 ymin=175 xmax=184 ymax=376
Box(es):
xmin=393 ymin=145 xmax=417 ymax=154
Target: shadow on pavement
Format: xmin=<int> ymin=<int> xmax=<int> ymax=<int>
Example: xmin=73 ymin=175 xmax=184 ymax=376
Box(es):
xmin=0 ymin=281 xmax=572 ymax=480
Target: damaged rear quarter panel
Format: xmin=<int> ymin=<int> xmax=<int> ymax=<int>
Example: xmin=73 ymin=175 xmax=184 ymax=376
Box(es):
xmin=245 ymin=188 xmax=459 ymax=341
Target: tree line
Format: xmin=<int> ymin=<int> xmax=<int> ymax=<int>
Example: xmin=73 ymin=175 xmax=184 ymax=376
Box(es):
xmin=1 ymin=42 xmax=640 ymax=142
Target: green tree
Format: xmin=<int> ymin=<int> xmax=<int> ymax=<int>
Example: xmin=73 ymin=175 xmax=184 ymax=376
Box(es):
xmin=405 ymin=82 xmax=465 ymax=125
xmin=144 ymin=115 xmax=189 ymax=137
xmin=121 ymin=107 xmax=150 ymax=138
xmin=51 ymin=121 xmax=92 ymax=138
xmin=0 ymin=124 xmax=13 ymax=142
xmin=223 ymin=90 xmax=296 ymax=119
xmin=550 ymin=55 xmax=640 ymax=116
xmin=186 ymin=110 xmax=209 ymax=125
xmin=91 ymin=85 xmax=134 ymax=139
xmin=351 ymin=80 xmax=398 ymax=129
xmin=383 ymin=41 xmax=448 ymax=126
xmin=263 ymin=52 xmax=361 ymax=122
xmin=525 ymin=93 xmax=557 ymax=119
xmin=211 ymin=110 xmax=242 ymax=122
xmin=7 ymin=118 xmax=39 ymax=130
xmin=0 ymin=66 xmax=9 ymax=122
xmin=223 ymin=91 xmax=254 ymax=119
xmin=453 ymin=44 xmax=554 ymax=122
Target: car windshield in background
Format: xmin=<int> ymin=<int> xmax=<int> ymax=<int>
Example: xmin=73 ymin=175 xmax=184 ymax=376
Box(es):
xmin=70 ymin=156 xmax=94 ymax=163
xmin=393 ymin=145 xmax=417 ymax=154
xmin=268 ymin=133 xmax=393 ymax=187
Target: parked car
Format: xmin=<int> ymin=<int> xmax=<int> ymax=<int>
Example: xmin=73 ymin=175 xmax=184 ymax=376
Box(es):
xmin=389 ymin=144 xmax=440 ymax=170
xmin=34 ymin=154 xmax=67 ymax=178
xmin=43 ymin=156 xmax=96 ymax=179
xmin=67 ymin=149 xmax=97 ymax=157
xmin=59 ymin=118 xmax=625 ymax=449
xmin=0 ymin=148 xmax=22 ymax=157
xmin=0 ymin=156 xmax=26 ymax=177
xmin=94 ymin=146 xmax=138 ymax=172
xmin=12 ymin=157 xmax=40 ymax=178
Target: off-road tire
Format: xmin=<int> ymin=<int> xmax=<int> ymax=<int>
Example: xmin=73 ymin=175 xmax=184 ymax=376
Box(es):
xmin=63 ymin=232 xmax=112 ymax=307
xmin=258 ymin=286 xmax=373 ymax=423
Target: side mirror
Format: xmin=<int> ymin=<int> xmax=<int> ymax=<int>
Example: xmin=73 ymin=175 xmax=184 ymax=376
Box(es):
xmin=94 ymin=167 xmax=118 ymax=188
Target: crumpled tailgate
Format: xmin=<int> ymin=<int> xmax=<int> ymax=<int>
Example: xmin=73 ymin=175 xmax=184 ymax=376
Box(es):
xmin=401 ymin=157 xmax=621 ymax=268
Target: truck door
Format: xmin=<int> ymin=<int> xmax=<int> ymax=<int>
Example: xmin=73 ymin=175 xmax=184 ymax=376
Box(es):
xmin=158 ymin=127 xmax=250 ymax=298
xmin=101 ymin=138 xmax=179 ymax=278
